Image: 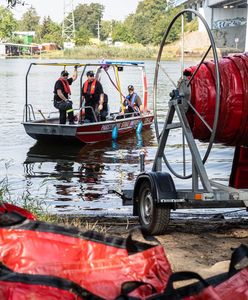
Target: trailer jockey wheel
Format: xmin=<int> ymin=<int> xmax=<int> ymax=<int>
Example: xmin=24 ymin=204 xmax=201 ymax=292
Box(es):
xmin=138 ymin=181 xmax=170 ymax=235
xmin=153 ymin=9 xmax=220 ymax=179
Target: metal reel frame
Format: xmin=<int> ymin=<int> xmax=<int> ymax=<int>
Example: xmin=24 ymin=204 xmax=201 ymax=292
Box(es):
xmin=153 ymin=9 xmax=220 ymax=180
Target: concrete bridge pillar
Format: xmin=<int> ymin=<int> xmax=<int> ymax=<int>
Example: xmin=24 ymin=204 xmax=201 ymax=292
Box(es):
xmin=174 ymin=0 xmax=247 ymax=50
xmin=246 ymin=0 xmax=248 ymax=51
xmin=199 ymin=0 xmax=212 ymax=32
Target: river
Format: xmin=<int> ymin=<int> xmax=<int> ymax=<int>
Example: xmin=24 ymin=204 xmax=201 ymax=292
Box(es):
xmin=0 ymin=58 xmax=244 ymax=218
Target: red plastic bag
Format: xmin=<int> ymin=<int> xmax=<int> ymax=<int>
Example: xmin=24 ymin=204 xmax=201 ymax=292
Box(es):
xmin=214 ymin=244 xmax=248 ymax=300
xmin=0 ymin=262 xmax=100 ymax=300
xmin=214 ymin=268 xmax=248 ymax=300
xmin=0 ymin=202 xmax=36 ymax=220
xmin=159 ymin=271 xmax=222 ymax=300
xmin=0 ymin=212 xmax=172 ymax=299
xmin=151 ymin=244 xmax=248 ymax=300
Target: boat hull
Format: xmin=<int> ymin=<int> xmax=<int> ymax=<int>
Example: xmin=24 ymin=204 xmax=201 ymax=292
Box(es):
xmin=23 ymin=114 xmax=154 ymax=144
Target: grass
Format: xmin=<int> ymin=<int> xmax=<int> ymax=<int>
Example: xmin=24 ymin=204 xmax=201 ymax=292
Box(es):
xmin=10 ymin=41 xmax=224 ymax=61
xmin=0 ymin=160 xmax=53 ymax=222
xmin=36 ymin=43 xmax=221 ymax=61
xmin=0 ymin=175 xmax=136 ymax=234
xmin=39 ymin=44 xmax=159 ymax=60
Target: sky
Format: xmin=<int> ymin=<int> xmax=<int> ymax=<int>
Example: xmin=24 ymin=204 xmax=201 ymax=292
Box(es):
xmin=9 ymin=0 xmax=141 ymax=22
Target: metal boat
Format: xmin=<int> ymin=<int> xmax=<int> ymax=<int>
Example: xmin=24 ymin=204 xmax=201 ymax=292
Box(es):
xmin=22 ymin=61 xmax=154 ymax=144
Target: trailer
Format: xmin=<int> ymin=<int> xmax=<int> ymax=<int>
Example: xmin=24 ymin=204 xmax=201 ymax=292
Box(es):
xmin=117 ymin=9 xmax=248 ymax=235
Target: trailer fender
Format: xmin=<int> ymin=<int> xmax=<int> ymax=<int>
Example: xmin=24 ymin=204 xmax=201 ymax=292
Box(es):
xmin=133 ymin=172 xmax=177 ymax=216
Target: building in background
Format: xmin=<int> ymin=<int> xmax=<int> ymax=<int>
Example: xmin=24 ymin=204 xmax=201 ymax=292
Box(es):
xmin=12 ymin=31 xmax=36 ymax=44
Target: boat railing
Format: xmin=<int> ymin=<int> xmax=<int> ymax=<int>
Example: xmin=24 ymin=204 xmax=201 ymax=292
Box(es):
xmin=78 ymin=107 xmax=140 ymax=123
xmin=23 ymin=104 xmax=35 ymax=122
xmin=110 ymin=111 xmax=141 ymax=120
xmin=48 ymin=109 xmax=82 ymax=119
xmin=80 ymin=106 xmax=99 ymax=122
xmin=47 ymin=111 xmax=60 ymax=119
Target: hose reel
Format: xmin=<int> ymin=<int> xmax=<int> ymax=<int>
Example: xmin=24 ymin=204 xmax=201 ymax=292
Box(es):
xmin=153 ymin=8 xmax=248 ymax=185
xmin=153 ymin=9 xmax=220 ymax=179
xmin=186 ymin=54 xmax=248 ymax=146
xmin=132 ymin=9 xmax=248 ymax=235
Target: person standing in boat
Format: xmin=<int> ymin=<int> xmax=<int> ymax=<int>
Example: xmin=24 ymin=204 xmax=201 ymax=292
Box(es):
xmin=124 ymin=85 xmax=144 ymax=114
xmin=53 ymin=67 xmax=78 ymax=125
xmin=81 ymin=70 xmax=105 ymax=123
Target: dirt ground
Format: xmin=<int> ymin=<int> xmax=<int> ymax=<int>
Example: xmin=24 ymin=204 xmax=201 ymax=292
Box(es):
xmin=77 ymin=216 xmax=248 ymax=279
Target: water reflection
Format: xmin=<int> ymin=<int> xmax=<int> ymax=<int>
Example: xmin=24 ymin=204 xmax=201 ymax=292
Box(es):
xmin=111 ymin=132 xmax=143 ymax=151
xmin=23 ymin=129 xmax=155 ymax=214
xmin=78 ymin=163 xmax=105 ymax=201
xmin=24 ymin=142 xmax=84 ymax=163
xmin=24 ymin=142 xmax=105 ymax=204
xmin=136 ymin=132 xmax=143 ymax=148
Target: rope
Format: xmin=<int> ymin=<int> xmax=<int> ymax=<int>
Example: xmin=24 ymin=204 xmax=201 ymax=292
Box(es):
xmin=102 ymin=68 xmax=124 ymax=97
xmin=114 ymin=66 xmax=124 ymax=112
xmin=103 ymin=67 xmax=127 ymax=113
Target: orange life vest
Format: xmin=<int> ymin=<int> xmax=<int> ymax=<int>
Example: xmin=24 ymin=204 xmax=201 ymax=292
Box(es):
xmin=59 ymin=78 xmax=71 ymax=94
xmin=83 ymin=79 xmax=97 ymax=95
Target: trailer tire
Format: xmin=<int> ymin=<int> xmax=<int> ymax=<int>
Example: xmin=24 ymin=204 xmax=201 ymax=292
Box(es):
xmin=138 ymin=181 xmax=170 ymax=235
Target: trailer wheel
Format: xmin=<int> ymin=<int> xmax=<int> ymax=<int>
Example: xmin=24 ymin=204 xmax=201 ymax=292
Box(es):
xmin=138 ymin=181 xmax=170 ymax=235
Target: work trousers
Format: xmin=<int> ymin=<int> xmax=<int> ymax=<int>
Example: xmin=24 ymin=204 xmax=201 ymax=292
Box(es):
xmin=54 ymin=100 xmax=74 ymax=124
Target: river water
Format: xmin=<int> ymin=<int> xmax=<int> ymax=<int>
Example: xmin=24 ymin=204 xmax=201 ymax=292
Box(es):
xmin=0 ymin=58 xmax=245 ymax=218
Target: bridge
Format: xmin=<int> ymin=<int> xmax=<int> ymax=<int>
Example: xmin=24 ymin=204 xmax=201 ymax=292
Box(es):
xmin=174 ymin=0 xmax=248 ymax=51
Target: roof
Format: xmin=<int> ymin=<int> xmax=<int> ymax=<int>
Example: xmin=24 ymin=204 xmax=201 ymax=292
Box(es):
xmin=13 ymin=31 xmax=36 ymax=36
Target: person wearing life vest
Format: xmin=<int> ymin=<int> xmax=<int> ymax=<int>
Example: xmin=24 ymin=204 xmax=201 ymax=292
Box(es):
xmin=82 ymin=70 xmax=104 ymax=123
xmin=53 ymin=67 xmax=78 ymax=124
xmin=124 ymin=85 xmax=144 ymax=114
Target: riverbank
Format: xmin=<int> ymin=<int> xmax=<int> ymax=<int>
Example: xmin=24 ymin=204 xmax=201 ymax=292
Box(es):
xmin=28 ymin=44 xmax=243 ymax=62
xmin=29 ymin=44 xmax=160 ymax=60
xmin=38 ymin=31 xmax=243 ymax=60
xmin=4 ymin=31 xmax=243 ymax=60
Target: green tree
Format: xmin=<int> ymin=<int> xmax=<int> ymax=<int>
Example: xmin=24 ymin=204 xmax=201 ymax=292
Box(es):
xmin=134 ymin=0 xmax=168 ymax=45
xmin=35 ymin=16 xmax=62 ymax=46
xmin=122 ymin=0 xmax=183 ymax=45
xmin=111 ymin=21 xmax=131 ymax=43
xmin=151 ymin=6 xmax=183 ymax=44
xmin=40 ymin=17 xmax=60 ymax=38
xmin=0 ymin=5 xmax=17 ymax=40
xmin=73 ymin=3 xmax=104 ymax=38
xmin=18 ymin=6 xmax=40 ymax=31
xmin=75 ymin=27 xmax=92 ymax=46
xmin=126 ymin=14 xmax=153 ymax=45
xmin=136 ymin=0 xmax=167 ymax=18
xmin=100 ymin=20 xmax=112 ymax=41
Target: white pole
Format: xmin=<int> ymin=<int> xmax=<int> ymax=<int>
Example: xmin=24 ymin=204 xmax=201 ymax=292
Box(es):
xmin=97 ymin=20 xmax=100 ymax=41
xmin=245 ymin=0 xmax=248 ymax=51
